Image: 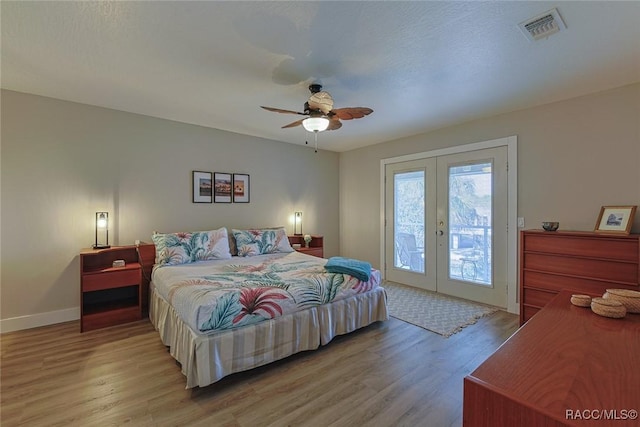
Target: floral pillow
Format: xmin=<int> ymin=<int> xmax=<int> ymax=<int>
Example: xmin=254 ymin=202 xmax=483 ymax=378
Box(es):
xmin=232 ymin=227 xmax=294 ymax=257
xmin=152 ymin=227 xmax=232 ymax=266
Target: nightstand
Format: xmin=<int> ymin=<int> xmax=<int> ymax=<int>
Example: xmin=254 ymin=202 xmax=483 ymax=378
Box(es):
xmin=80 ymin=246 xmax=142 ymax=332
xmin=288 ymin=235 xmax=324 ymax=258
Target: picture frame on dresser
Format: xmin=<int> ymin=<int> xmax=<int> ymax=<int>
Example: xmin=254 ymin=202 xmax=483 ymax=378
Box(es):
xmin=192 ymin=171 xmax=212 ymax=203
xmin=594 ymin=205 xmax=636 ymax=234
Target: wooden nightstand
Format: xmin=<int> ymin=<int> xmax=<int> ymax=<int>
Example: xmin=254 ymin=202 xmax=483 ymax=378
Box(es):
xmin=80 ymin=246 xmax=143 ymax=332
xmin=288 ymin=235 xmax=324 ymax=258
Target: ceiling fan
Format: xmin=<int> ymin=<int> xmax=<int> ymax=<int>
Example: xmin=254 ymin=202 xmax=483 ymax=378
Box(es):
xmin=261 ymin=84 xmax=373 ymax=137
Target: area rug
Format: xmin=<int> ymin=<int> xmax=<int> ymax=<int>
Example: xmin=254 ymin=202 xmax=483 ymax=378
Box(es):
xmin=383 ymin=281 xmax=499 ymax=337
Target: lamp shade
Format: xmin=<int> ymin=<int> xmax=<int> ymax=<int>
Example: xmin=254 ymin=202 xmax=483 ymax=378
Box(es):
xmin=294 ymin=211 xmax=302 ymax=235
xmin=302 ymin=117 xmax=329 ymax=132
xmin=93 ymin=211 xmax=110 ymax=249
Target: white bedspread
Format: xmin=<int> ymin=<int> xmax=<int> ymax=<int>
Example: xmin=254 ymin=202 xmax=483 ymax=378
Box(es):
xmin=152 ymin=252 xmax=381 ymax=335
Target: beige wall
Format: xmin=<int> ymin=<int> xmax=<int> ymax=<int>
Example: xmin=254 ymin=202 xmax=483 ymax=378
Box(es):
xmin=1 ymin=90 xmax=340 ymax=325
xmin=339 ymin=83 xmax=640 ymax=268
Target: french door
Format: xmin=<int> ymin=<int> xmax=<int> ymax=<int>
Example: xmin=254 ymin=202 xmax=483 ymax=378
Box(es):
xmin=384 ymin=147 xmax=508 ymax=307
xmin=384 ymin=159 xmax=437 ymax=290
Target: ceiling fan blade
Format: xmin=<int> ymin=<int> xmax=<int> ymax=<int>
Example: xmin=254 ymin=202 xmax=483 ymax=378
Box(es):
xmin=331 ymin=107 xmax=373 ymax=120
xmin=281 ymin=119 xmax=304 ymax=129
xmin=327 ymin=117 xmax=342 ymax=131
xmin=261 ymin=106 xmax=306 ymax=116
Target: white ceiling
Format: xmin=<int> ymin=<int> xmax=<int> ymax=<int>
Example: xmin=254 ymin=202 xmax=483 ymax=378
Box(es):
xmin=2 ymin=1 xmax=639 ymax=152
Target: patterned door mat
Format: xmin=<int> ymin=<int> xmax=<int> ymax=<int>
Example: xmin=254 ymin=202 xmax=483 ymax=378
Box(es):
xmin=383 ymin=281 xmax=499 ymax=337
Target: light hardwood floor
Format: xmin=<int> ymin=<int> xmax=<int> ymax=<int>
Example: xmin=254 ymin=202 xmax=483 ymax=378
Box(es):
xmin=1 ymin=312 xmax=518 ymax=427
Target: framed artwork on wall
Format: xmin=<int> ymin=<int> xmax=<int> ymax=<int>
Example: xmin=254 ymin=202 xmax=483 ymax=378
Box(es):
xmin=594 ymin=205 xmax=637 ymax=234
xmin=214 ymin=172 xmax=232 ymax=203
xmin=232 ymin=174 xmax=250 ymax=203
xmin=192 ymin=171 xmax=212 ymax=203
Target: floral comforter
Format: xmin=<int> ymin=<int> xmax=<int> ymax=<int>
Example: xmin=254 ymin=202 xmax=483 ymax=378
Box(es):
xmin=152 ymin=251 xmax=381 ymax=334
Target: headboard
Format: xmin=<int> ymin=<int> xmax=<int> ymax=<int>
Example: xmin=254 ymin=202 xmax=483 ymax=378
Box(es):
xmin=137 ymin=243 xmax=156 ymax=315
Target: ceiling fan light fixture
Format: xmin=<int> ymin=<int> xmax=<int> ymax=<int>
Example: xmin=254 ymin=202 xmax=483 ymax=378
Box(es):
xmin=302 ymin=117 xmax=329 ymax=133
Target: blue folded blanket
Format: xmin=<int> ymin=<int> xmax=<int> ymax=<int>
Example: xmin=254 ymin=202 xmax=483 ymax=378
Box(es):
xmin=325 ymin=256 xmax=372 ymax=282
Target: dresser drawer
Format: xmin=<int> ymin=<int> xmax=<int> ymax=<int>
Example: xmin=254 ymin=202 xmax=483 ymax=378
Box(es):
xmin=82 ymin=268 xmax=141 ymax=292
xmin=523 ymin=253 xmax=637 ymax=284
xmin=524 ymin=234 xmax=638 ymax=261
xmin=521 ymin=305 xmax=540 ymax=323
xmin=523 ymin=270 xmax=640 ymax=294
xmin=522 ymin=287 xmax=556 ymax=308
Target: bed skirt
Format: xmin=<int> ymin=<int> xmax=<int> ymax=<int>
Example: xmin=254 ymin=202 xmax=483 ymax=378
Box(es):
xmin=150 ymin=284 xmax=388 ymax=388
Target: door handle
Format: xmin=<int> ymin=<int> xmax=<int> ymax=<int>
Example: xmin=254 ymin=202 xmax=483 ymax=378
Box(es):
xmin=438 ymin=230 xmax=444 ymax=236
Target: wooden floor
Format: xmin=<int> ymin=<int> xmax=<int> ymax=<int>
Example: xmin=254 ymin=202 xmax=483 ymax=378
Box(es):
xmin=1 ymin=312 xmax=518 ymax=427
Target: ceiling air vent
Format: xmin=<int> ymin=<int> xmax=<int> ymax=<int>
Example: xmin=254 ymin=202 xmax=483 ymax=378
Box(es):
xmin=518 ymin=8 xmax=566 ymax=42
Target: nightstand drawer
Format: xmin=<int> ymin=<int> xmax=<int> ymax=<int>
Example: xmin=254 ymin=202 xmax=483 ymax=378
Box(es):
xmin=83 ymin=268 xmax=141 ymax=292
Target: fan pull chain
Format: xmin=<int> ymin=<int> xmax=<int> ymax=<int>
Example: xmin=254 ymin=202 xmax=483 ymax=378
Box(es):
xmin=304 ymin=133 xmax=319 ymax=153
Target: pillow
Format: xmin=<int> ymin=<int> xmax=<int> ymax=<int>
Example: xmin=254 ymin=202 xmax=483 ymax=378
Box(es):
xmin=152 ymin=227 xmax=232 ymax=266
xmin=232 ymin=227 xmax=294 ymax=257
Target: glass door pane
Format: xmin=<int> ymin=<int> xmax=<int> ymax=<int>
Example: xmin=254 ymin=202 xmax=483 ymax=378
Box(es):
xmin=394 ymin=171 xmax=425 ymax=273
xmin=448 ymin=162 xmax=492 ymax=285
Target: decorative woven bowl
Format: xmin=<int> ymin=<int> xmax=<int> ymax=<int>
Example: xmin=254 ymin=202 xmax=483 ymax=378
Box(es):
xmin=603 ymin=289 xmax=640 ymax=314
xmin=542 ymin=221 xmax=559 ymax=231
xmin=570 ymin=294 xmax=592 ymax=307
xmin=591 ymin=297 xmax=626 ymax=319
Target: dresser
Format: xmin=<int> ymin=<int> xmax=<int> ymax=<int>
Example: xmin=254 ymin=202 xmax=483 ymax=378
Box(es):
xmin=519 ymin=230 xmax=639 ymax=324
xmin=464 ymin=290 xmax=640 ymax=427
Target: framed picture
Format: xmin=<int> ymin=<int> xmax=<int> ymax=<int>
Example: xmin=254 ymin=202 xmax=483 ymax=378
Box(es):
xmin=594 ymin=205 xmax=637 ymax=234
xmin=213 ymin=172 xmax=232 ymax=203
xmin=232 ymin=174 xmax=250 ymax=203
xmin=192 ymin=171 xmax=212 ymax=203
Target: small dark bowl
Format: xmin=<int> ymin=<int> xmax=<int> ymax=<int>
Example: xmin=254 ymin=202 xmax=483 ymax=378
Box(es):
xmin=542 ymin=222 xmax=559 ymax=231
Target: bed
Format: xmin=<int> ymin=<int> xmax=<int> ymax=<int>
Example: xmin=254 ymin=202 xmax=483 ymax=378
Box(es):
xmin=143 ymin=227 xmax=388 ymax=388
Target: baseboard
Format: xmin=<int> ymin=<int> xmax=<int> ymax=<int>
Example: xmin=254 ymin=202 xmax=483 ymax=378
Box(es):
xmin=0 ymin=307 xmax=80 ymax=333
